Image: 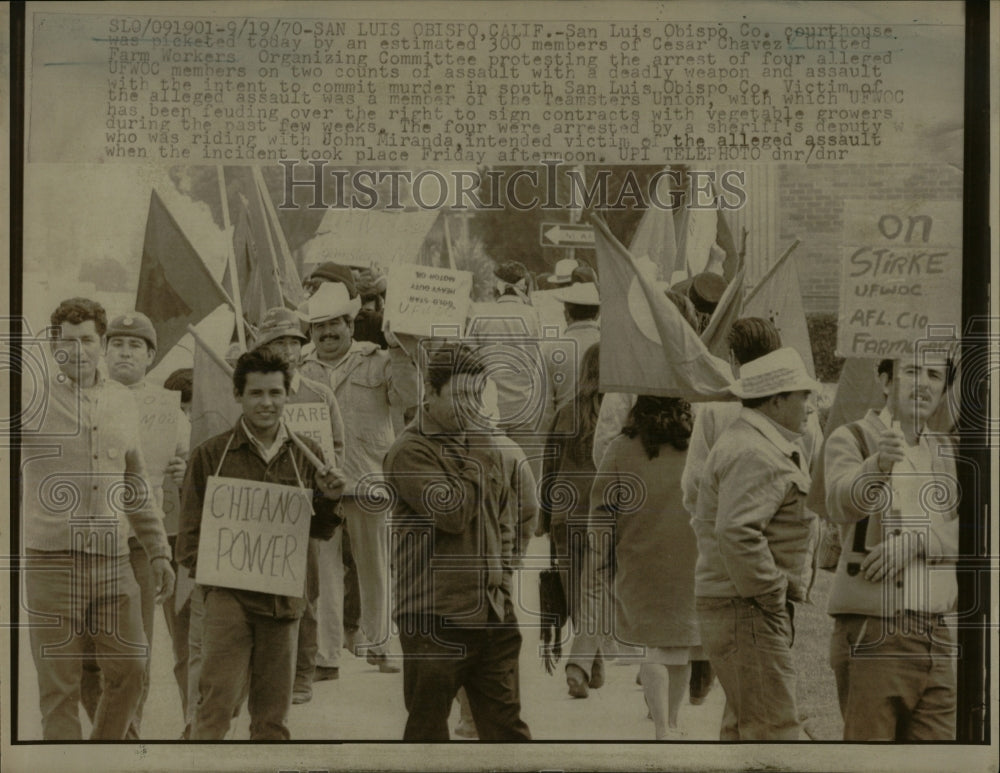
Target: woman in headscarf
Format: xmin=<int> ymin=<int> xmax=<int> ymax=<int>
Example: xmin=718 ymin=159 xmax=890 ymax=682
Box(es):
xmin=591 ymin=394 xmax=699 ymax=738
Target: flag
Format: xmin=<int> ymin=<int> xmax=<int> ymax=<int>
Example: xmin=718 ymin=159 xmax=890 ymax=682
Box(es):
xmin=744 ymin=247 xmax=816 ymax=378
xmin=592 ymin=217 xmax=734 ymax=401
xmin=222 ymin=168 xmax=301 ymax=318
xmin=700 ymin=267 xmax=746 ymax=359
xmin=628 ymin=194 xmax=678 ymax=282
xmin=135 ymin=191 xmax=230 ymax=366
xmin=715 ymin=209 xmax=742 ymax=282
xmin=189 ymin=306 xmax=241 ymax=449
xmin=629 ymin=174 xmax=741 ymax=285
xmin=222 ymin=198 xmax=275 ymax=326
xmin=251 ymin=166 xmax=305 ymax=309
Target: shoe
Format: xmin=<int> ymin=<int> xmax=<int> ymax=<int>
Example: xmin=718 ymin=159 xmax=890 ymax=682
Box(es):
xmin=343 ymin=626 xmax=362 ymax=654
xmin=589 ymin=655 xmax=605 ymax=689
xmin=314 ymin=666 xmax=340 ymax=682
xmin=292 ymin=687 xmax=312 ymax=704
xmin=566 ymin=664 xmax=589 ymax=698
xmin=454 ymin=719 xmax=478 ymax=739
xmin=366 ymin=651 xmax=401 ymax=674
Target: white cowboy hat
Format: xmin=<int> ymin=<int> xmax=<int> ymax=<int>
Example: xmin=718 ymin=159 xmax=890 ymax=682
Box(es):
xmin=306 ymin=282 xmax=361 ymax=323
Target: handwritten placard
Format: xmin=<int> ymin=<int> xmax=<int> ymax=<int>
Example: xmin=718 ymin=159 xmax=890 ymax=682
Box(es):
xmin=283 ymin=402 xmax=335 ymax=464
xmin=384 ymin=264 xmax=473 ymax=337
xmin=837 ymin=200 xmax=961 ymax=358
xmin=195 ymin=475 xmax=312 ymax=597
xmin=136 ymin=388 xmax=181 ymax=479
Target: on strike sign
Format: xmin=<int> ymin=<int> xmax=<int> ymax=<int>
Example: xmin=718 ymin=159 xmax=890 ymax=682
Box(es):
xmin=837 ymin=200 xmax=961 ymax=358
xmin=195 ymin=475 xmax=313 ymax=597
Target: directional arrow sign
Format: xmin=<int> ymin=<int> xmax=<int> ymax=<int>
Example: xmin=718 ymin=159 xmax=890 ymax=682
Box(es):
xmin=540 ymin=223 xmax=595 ymax=248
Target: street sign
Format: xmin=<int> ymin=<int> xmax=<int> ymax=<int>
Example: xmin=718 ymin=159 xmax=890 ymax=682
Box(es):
xmin=540 ymin=223 xmax=595 ymax=248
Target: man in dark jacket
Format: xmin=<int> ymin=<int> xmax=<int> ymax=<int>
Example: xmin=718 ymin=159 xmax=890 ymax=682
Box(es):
xmin=384 ymin=342 xmax=531 ymax=741
xmin=176 ymin=350 xmax=344 ymax=740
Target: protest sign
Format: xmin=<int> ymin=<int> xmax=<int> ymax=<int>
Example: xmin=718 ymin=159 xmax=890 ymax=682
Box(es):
xmin=195 ymin=475 xmax=313 ymax=597
xmin=384 ymin=264 xmax=473 ymax=337
xmin=283 ymin=403 xmax=335 ymax=463
xmin=136 ymin=388 xmax=181 ymax=479
xmin=837 ymin=200 xmax=962 ymax=358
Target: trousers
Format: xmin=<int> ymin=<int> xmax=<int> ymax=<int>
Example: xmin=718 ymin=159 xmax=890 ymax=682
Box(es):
xmin=696 ymin=595 xmax=800 ymax=740
xmin=80 ymin=538 xmax=154 ymax=738
xmin=551 ymin=519 xmax=614 ymax=679
xmin=830 ymin=612 xmax=957 ymax=740
xmin=398 ymin=608 xmax=532 ymax=742
xmin=294 ymin=538 xmax=321 ymax=690
xmin=25 ymin=549 xmax=147 ymax=740
xmin=191 ymin=587 xmax=298 ymax=740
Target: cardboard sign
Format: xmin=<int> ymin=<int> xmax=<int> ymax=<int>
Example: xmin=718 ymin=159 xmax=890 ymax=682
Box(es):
xmin=837 ymin=201 xmax=961 ymax=358
xmin=135 ymin=388 xmax=181 ymax=479
xmin=283 ymin=402 xmax=335 ymax=463
xmin=384 ymin=264 xmax=473 ymax=337
xmin=195 ymin=475 xmax=313 ymax=597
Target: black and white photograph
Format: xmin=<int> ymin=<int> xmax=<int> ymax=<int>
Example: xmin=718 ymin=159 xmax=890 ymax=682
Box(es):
xmin=2 ymin=2 xmax=995 ymax=771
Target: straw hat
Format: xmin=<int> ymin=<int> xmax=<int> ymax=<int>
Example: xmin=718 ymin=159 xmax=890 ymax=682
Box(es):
xmin=729 ymin=347 xmax=819 ymax=399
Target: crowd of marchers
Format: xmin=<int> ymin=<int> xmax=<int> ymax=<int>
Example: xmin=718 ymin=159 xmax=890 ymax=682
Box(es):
xmin=21 ymin=256 xmax=960 ymax=742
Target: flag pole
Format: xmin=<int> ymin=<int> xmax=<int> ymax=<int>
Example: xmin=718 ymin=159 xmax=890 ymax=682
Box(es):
xmin=442 ymin=213 xmax=455 ymax=269
xmin=218 ymin=167 xmax=247 ymax=350
xmin=188 ymin=323 xmax=234 ymax=377
xmin=744 ymin=239 xmax=800 ymax=307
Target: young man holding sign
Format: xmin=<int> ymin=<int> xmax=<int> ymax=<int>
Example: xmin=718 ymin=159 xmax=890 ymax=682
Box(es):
xmin=252 ymin=306 xmax=346 ymax=704
xmin=822 ymin=348 xmax=959 ymax=740
xmin=176 ymin=350 xmax=345 ymax=740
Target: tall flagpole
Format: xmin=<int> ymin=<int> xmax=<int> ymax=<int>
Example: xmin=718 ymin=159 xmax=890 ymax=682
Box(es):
xmin=218 ymin=167 xmax=247 ymax=350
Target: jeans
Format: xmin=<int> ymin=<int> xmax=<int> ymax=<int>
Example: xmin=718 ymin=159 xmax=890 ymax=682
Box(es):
xmin=830 ymin=613 xmax=957 ymax=740
xmin=192 ymin=587 xmax=299 ymax=740
xmin=696 ymin=595 xmax=800 ymax=740
xmin=25 ymin=549 xmax=147 ymax=740
xmin=398 ymin=608 xmax=532 ymax=741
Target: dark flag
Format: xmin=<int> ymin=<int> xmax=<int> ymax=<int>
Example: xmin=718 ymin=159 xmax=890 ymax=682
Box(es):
xmin=136 ymin=191 xmax=229 ymax=366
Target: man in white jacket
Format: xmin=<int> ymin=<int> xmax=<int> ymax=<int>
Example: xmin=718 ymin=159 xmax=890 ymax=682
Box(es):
xmin=822 ymin=350 xmax=959 ymax=740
